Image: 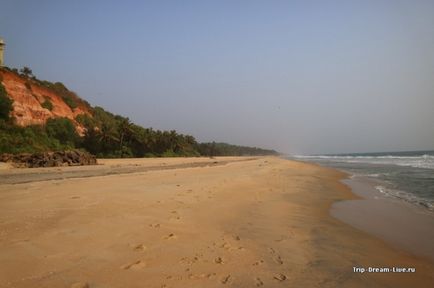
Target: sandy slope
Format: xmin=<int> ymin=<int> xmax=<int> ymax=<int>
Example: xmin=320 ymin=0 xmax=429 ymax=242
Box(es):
xmin=0 ymin=157 xmax=432 ymax=288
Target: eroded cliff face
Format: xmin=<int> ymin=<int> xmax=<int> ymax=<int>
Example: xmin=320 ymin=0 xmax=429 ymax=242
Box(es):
xmin=0 ymin=69 xmax=90 ymax=134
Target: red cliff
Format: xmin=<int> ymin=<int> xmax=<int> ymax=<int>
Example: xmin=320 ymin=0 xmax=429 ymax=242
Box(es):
xmin=0 ymin=69 xmax=91 ymax=134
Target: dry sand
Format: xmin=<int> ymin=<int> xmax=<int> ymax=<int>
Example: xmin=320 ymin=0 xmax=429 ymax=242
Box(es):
xmin=0 ymin=157 xmax=433 ymax=287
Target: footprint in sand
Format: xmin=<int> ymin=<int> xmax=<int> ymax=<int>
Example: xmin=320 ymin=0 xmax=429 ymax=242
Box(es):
xmin=164 ymin=233 xmax=177 ymax=240
xmin=273 ymin=273 xmax=287 ymax=281
xmin=252 ymin=260 xmax=264 ymax=266
xmin=70 ymin=196 xmax=80 ymax=199
xmin=189 ymin=273 xmax=216 ymax=280
xmin=70 ymin=282 xmax=89 ymax=288
xmin=149 ymin=223 xmax=160 ymax=228
xmin=179 ymin=256 xmax=199 ymax=265
xmin=214 ymin=257 xmax=224 ymax=264
xmin=220 ymin=242 xmax=232 ymax=250
xmin=133 ymin=244 xmax=147 ymax=252
xmin=273 ymin=255 xmax=283 ymax=265
xmin=122 ymin=260 xmax=146 ymax=270
xmin=255 ymin=277 xmax=264 ymax=286
xmin=169 ymin=216 xmax=181 ymax=221
xmin=269 ymin=248 xmax=283 ymax=265
xmin=221 ymin=274 xmax=231 ymax=284
xmin=169 ymin=211 xmax=181 ymax=221
xmin=274 ymin=236 xmax=286 ymax=242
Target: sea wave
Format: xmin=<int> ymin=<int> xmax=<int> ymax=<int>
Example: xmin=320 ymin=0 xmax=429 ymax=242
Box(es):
xmin=293 ymin=154 xmax=434 ymax=169
xmin=375 ymin=185 xmax=434 ymax=211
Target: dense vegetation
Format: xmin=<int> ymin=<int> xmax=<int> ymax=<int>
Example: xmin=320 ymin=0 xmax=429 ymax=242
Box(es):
xmin=197 ymin=142 xmax=277 ymax=157
xmin=0 ymin=76 xmax=13 ymax=121
xmin=0 ymin=67 xmax=278 ymax=157
xmin=76 ymin=107 xmax=201 ymax=158
xmin=41 ymin=98 xmax=53 ymax=111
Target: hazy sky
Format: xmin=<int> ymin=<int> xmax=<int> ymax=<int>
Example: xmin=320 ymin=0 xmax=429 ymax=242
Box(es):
xmin=1 ymin=0 xmax=433 ymax=154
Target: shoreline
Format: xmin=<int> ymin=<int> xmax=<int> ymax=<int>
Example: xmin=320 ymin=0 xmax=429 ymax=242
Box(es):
xmin=1 ymin=157 xmax=433 ymax=287
xmin=331 ymin=175 xmax=434 ymax=263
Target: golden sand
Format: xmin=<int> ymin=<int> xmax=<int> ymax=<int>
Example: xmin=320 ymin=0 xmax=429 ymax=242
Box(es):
xmin=0 ymin=157 xmax=432 ymax=287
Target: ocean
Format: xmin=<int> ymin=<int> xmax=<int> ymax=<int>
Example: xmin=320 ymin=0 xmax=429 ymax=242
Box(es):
xmin=292 ymin=150 xmax=434 ymax=212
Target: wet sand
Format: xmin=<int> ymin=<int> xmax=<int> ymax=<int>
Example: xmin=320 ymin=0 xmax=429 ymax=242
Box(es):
xmin=0 ymin=157 xmax=433 ymax=287
xmin=331 ymin=177 xmax=434 ymax=262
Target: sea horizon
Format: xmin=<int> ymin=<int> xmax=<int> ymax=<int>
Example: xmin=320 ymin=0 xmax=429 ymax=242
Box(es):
xmin=294 ymin=149 xmax=434 ymax=157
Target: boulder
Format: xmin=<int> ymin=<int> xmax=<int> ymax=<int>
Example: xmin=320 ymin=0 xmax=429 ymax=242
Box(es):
xmin=0 ymin=150 xmax=97 ymax=168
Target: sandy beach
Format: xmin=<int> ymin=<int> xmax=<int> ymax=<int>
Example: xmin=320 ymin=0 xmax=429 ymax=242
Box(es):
xmin=0 ymin=157 xmax=433 ymax=288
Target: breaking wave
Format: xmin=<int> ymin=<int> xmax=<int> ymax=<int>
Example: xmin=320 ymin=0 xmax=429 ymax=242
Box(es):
xmin=293 ymin=154 xmax=434 ymax=170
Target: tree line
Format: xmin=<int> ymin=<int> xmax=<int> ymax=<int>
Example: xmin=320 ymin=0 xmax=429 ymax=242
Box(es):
xmin=0 ymin=67 xmax=278 ymax=157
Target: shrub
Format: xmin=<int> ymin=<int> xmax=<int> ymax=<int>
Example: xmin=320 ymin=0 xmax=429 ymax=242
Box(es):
xmin=20 ymin=67 xmax=33 ymax=78
xmin=41 ymin=98 xmax=53 ymax=111
xmin=161 ymin=149 xmax=178 ymax=157
xmin=45 ymin=117 xmax=79 ymax=146
xmin=0 ymin=82 xmax=13 ymax=121
xmin=62 ymin=95 xmax=77 ymax=109
xmin=0 ymin=122 xmax=65 ymax=154
xmin=45 ymin=82 xmax=78 ymax=109
xmin=75 ymin=114 xmax=95 ymax=128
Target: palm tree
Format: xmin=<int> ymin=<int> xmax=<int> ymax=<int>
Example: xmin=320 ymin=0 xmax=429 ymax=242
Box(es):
xmin=98 ymin=121 xmax=120 ymax=153
xmin=118 ymin=118 xmax=132 ymax=149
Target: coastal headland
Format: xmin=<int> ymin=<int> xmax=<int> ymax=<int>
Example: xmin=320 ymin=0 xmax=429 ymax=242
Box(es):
xmin=0 ymin=157 xmax=433 ymax=287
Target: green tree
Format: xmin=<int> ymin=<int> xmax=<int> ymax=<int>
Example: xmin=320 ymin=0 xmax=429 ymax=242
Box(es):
xmin=20 ymin=66 xmax=33 ymax=78
xmin=117 ymin=117 xmax=134 ymax=155
xmin=45 ymin=117 xmax=79 ymax=146
xmin=0 ymin=122 xmax=65 ymax=154
xmin=0 ymin=82 xmax=13 ymax=121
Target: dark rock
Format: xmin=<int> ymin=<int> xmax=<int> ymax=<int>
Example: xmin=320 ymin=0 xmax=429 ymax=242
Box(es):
xmin=0 ymin=150 xmax=97 ymax=168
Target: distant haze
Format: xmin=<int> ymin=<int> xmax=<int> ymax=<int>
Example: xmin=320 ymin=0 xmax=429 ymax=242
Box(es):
xmin=1 ymin=0 xmax=433 ymax=154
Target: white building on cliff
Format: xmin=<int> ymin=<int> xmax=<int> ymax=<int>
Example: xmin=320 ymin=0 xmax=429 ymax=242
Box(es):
xmin=0 ymin=38 xmax=5 ymax=67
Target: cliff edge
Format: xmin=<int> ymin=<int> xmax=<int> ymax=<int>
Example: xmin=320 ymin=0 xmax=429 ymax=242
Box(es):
xmin=0 ymin=68 xmax=91 ymax=134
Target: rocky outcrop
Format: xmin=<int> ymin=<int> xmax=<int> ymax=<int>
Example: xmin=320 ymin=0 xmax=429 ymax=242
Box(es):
xmin=0 ymin=69 xmax=91 ymax=134
xmin=0 ymin=150 xmax=97 ymax=168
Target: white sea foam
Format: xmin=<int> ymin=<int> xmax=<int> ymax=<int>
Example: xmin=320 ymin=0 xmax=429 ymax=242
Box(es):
xmin=374 ymin=185 xmax=434 ymax=211
xmin=293 ymin=154 xmax=434 ymax=169
xmin=366 ymin=173 xmax=382 ymax=178
xmin=375 ymin=185 xmax=387 ymax=195
xmin=292 ymin=153 xmax=434 ymax=212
